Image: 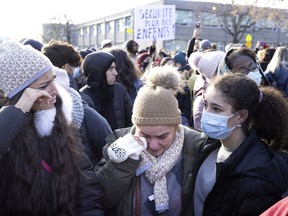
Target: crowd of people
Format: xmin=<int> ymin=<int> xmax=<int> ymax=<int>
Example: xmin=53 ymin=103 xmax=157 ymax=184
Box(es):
xmin=1 ymin=23 xmax=288 ymax=215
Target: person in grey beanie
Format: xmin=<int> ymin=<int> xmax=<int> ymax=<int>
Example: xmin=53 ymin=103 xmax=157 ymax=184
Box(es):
xmin=94 ymin=65 xmax=216 ymax=216
xmin=0 ymin=41 xmax=104 ymax=215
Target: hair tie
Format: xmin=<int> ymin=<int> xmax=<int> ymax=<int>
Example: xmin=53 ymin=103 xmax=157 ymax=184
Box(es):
xmin=259 ymin=91 xmax=263 ymax=103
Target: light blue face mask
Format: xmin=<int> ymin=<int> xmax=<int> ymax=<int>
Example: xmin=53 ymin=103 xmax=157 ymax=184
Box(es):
xmin=247 ymin=69 xmax=262 ymax=86
xmin=201 ymin=110 xmax=240 ymax=140
xmin=73 ymin=66 xmax=81 ymax=78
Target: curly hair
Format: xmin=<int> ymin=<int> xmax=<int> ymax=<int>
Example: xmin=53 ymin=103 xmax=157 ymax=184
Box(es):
xmin=210 ymin=73 xmax=288 ymax=152
xmin=42 ymin=40 xmax=82 ymax=68
xmin=253 ymin=87 xmax=288 ymax=151
xmin=125 ymin=40 xmax=139 ymax=54
xmin=2 ymin=96 xmax=81 ymax=215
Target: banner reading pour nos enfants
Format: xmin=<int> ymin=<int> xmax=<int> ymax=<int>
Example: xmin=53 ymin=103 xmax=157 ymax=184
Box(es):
xmin=134 ymin=5 xmax=175 ymax=41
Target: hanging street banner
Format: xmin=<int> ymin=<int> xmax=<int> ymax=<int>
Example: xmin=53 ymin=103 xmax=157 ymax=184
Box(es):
xmin=134 ymin=5 xmax=176 ymax=41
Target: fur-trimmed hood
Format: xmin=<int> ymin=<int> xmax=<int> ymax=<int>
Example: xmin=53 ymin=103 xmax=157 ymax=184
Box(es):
xmin=34 ymin=84 xmax=73 ymax=137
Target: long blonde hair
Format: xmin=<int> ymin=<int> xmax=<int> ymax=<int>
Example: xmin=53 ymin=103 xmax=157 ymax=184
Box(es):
xmin=266 ymin=46 xmax=288 ymax=73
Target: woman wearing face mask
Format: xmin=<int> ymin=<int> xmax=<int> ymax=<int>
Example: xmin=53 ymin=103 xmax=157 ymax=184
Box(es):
xmin=216 ymin=46 xmax=270 ymax=86
xmin=187 ymin=73 xmax=288 ymax=216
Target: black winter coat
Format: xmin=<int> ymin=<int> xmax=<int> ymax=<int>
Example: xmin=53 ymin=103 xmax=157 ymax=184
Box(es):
xmin=183 ymin=129 xmax=288 ymax=216
xmin=80 ymin=82 xmax=133 ymax=131
xmin=265 ymin=66 xmax=288 ymax=97
xmin=0 ymin=106 xmax=104 ymax=216
xmin=80 ymin=103 xmax=112 ymax=165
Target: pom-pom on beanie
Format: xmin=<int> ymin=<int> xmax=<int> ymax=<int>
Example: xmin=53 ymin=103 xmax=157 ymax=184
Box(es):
xmin=0 ymin=41 xmax=53 ymax=99
xmin=132 ymin=65 xmax=182 ymax=126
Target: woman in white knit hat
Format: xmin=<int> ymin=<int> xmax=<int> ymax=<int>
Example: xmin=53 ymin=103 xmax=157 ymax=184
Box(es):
xmin=0 ymin=41 xmax=103 ymax=215
xmin=188 ymin=50 xmax=226 ymax=130
xmin=94 ymin=65 xmax=216 ymax=216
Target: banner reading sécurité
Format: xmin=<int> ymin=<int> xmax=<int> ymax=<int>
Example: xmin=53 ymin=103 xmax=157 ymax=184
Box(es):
xmin=134 ymin=5 xmax=175 ymax=41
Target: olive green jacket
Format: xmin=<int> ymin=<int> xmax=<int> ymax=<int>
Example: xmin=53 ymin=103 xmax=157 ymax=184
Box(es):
xmin=94 ymin=126 xmax=211 ymax=216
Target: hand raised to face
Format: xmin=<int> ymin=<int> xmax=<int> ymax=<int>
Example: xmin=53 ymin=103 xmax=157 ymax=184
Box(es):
xmin=15 ymin=87 xmax=53 ymax=114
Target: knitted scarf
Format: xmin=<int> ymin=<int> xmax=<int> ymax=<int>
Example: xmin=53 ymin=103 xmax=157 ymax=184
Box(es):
xmin=139 ymin=125 xmax=184 ymax=213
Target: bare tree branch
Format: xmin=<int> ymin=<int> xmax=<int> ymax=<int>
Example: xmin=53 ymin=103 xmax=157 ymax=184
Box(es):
xmin=42 ymin=13 xmax=73 ymax=44
xmin=213 ymin=0 xmax=287 ymax=43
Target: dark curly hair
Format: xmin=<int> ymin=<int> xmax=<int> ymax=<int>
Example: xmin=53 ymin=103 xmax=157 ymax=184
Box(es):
xmin=210 ymin=73 xmax=288 ymax=152
xmin=125 ymin=40 xmax=139 ymax=54
xmin=1 ymin=95 xmax=81 ymax=215
xmin=42 ymin=40 xmax=82 ymax=68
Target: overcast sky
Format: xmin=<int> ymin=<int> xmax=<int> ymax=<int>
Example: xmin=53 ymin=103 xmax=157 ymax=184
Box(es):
xmin=0 ymin=0 xmax=158 ymax=40
xmin=0 ymin=0 xmax=285 ymax=40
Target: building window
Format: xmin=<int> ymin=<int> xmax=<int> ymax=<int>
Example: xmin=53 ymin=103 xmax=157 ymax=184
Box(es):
xmin=199 ymin=12 xmax=219 ymax=27
xmin=120 ymin=18 xmax=126 ymax=32
xmin=83 ymin=26 xmax=89 ymax=37
xmin=125 ymin=16 xmax=132 ymax=27
xmin=255 ymin=19 xmax=276 ymax=30
xmin=115 ymin=18 xmax=125 ymax=32
xmin=109 ymin=21 xmax=114 ymax=33
xmin=115 ymin=19 xmax=120 ymax=32
xmin=92 ymin=25 xmax=97 ymax=36
xmin=79 ymin=28 xmax=83 ymax=36
xmin=176 ymin=10 xmax=193 ymax=26
xmin=105 ymin=21 xmax=115 ymax=34
xmin=98 ymin=23 xmax=104 ymax=35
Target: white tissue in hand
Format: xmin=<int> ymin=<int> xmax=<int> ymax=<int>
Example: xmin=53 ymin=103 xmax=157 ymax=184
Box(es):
xmin=108 ymin=133 xmax=147 ymax=163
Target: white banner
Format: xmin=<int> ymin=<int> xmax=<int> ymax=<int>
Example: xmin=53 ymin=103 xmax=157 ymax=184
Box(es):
xmin=134 ymin=5 xmax=175 ymax=41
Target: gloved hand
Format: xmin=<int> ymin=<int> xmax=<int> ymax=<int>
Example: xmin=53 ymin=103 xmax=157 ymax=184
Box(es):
xmin=108 ymin=133 xmax=147 ymax=163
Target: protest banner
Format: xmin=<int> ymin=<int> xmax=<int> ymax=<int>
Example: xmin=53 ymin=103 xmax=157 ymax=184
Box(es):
xmin=134 ymin=5 xmax=175 ymax=41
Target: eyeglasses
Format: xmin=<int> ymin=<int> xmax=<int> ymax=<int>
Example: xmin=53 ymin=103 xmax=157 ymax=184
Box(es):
xmin=235 ymin=62 xmax=259 ymax=75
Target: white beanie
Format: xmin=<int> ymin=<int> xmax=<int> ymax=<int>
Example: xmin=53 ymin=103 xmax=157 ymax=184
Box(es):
xmin=197 ymin=51 xmax=225 ymax=80
xmin=188 ymin=52 xmax=203 ymax=71
xmin=54 ymin=67 xmax=70 ymax=90
xmin=0 ymin=41 xmax=53 ymax=98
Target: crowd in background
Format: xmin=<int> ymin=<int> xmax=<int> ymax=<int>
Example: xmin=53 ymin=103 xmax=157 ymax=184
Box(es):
xmin=0 ymin=23 xmax=288 ymax=215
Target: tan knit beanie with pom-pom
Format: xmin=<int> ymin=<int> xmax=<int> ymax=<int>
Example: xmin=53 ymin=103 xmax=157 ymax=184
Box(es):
xmin=132 ymin=65 xmax=183 ymax=126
